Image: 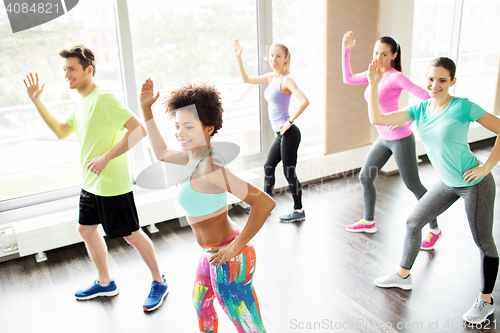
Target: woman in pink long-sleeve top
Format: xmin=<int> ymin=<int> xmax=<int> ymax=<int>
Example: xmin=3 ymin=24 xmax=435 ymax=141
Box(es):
xmin=342 ymin=31 xmax=441 ymax=250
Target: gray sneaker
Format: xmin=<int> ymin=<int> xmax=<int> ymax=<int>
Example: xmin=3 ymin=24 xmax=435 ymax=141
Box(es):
xmin=463 ymin=297 xmax=494 ymax=324
xmin=279 ymin=210 xmax=305 ymax=223
xmin=374 ymin=271 xmax=412 ymax=290
xmin=244 ymin=206 xmax=272 ymax=216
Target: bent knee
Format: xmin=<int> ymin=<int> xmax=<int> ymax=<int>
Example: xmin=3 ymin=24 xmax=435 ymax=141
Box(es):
xmin=192 ymin=288 xmax=215 ymax=314
xmin=283 ymin=165 xmax=297 ymax=177
xmin=405 ymin=217 xmax=424 ymax=234
xmin=477 ymin=239 xmax=498 ymax=258
xmin=263 ymin=165 xmax=275 ymax=176
xmin=359 ymin=173 xmax=374 ymax=186
xmin=123 ymin=230 xmax=144 ymax=245
xmin=78 ymin=224 xmax=99 ymax=238
xmin=404 ymin=183 xmax=426 ymax=198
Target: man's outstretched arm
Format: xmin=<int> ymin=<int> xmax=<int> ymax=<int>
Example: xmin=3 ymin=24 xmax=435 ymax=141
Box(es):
xmin=24 ymin=72 xmax=74 ymax=139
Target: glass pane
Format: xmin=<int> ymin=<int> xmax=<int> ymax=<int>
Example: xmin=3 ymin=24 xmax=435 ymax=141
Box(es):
xmin=272 ymin=0 xmax=324 ymax=155
xmin=455 ymin=0 xmax=500 ymax=111
xmin=411 ymin=0 xmax=500 ymax=111
xmin=410 ymin=0 xmax=456 ymax=84
xmin=127 ymin=0 xmax=260 ymax=155
xmin=0 ymin=0 xmax=124 ymax=201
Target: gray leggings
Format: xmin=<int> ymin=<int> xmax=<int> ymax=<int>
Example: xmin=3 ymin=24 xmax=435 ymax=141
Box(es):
xmin=400 ymin=173 xmax=498 ymax=293
xmin=359 ymin=133 xmax=438 ymax=228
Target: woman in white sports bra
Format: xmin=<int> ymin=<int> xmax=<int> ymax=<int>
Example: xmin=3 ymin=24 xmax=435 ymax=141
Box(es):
xmin=140 ymin=79 xmax=275 ymax=333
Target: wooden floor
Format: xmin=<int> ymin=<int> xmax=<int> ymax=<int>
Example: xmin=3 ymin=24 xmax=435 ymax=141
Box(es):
xmin=2 ymin=139 xmax=500 ymax=333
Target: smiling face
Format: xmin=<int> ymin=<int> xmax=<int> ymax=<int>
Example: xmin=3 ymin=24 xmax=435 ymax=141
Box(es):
xmin=62 ymin=57 xmax=93 ymax=91
xmin=174 ymin=110 xmax=212 ymax=151
xmin=426 ymin=65 xmax=456 ymax=98
xmin=268 ymin=45 xmax=288 ymax=71
xmin=372 ymin=41 xmax=397 ymax=71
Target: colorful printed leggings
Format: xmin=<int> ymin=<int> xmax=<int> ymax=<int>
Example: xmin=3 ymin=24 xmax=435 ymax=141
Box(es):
xmin=193 ymin=230 xmax=266 ymax=333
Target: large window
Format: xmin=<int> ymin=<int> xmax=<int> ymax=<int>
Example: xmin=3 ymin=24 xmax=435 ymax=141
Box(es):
xmin=127 ymin=0 xmax=261 ymax=157
xmin=272 ymin=0 xmax=324 ymax=156
xmin=0 ymin=0 xmax=124 ymax=202
xmin=1 ymin=0 xmax=261 ymax=205
xmin=410 ymin=0 xmax=500 ymax=111
xmin=1 ymin=0 xmax=326 ymax=211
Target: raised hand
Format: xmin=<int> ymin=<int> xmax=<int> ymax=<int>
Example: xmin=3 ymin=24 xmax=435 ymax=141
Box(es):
xmin=368 ymin=60 xmax=383 ymax=84
xmin=140 ymin=78 xmax=160 ymax=109
xmin=24 ymin=72 xmax=45 ymax=101
xmin=342 ymin=31 xmax=356 ymax=50
xmin=233 ymin=38 xmax=243 ymax=57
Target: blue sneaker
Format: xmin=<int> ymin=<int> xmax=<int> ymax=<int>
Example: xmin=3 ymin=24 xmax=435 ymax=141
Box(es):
xmin=75 ymin=279 xmax=119 ymax=300
xmin=143 ymin=275 xmax=169 ymax=312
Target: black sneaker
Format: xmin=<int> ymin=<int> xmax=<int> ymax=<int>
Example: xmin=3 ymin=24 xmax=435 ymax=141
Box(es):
xmin=279 ymin=210 xmax=305 ymax=223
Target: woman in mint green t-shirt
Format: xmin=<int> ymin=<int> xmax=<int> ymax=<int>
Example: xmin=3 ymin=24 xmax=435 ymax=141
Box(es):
xmin=366 ymin=57 xmax=500 ymax=325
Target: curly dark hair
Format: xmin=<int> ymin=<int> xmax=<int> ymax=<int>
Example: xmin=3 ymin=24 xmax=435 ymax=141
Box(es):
xmin=59 ymin=44 xmax=96 ymax=77
xmin=164 ymin=82 xmax=224 ymax=136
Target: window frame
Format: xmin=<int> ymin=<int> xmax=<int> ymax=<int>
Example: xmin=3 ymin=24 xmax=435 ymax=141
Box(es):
xmin=410 ymin=0 xmax=500 ymax=103
xmin=0 ymin=0 xmax=277 ymax=214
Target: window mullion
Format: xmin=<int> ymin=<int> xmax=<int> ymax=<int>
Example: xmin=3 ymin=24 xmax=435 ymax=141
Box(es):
xmin=257 ymin=0 xmax=274 ymax=154
xmin=114 ymin=0 xmax=144 ymax=182
xmin=450 ymin=0 xmax=464 ymax=96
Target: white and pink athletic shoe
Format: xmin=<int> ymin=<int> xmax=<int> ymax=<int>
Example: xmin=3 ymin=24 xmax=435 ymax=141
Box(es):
xmin=346 ymin=219 xmax=377 ymax=233
xmin=421 ymin=230 xmax=442 ymax=250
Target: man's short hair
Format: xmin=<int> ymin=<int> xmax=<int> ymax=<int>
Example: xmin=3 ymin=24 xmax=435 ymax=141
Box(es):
xmin=59 ymin=45 xmax=96 ymax=77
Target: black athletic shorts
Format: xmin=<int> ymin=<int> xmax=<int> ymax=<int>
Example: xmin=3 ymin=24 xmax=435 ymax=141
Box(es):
xmin=78 ymin=189 xmax=140 ymax=239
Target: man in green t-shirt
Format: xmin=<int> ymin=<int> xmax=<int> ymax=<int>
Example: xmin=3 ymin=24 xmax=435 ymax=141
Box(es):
xmin=24 ymin=45 xmax=169 ymax=312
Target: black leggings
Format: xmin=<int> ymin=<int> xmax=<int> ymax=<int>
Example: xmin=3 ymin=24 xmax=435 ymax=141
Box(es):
xmin=264 ymin=124 xmax=302 ymax=209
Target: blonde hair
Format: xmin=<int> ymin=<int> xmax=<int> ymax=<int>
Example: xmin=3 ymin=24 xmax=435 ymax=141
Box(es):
xmin=271 ymin=43 xmax=291 ymax=74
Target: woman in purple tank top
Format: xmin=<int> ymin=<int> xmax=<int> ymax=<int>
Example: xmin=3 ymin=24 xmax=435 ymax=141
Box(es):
xmin=233 ymin=38 xmax=310 ymax=222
